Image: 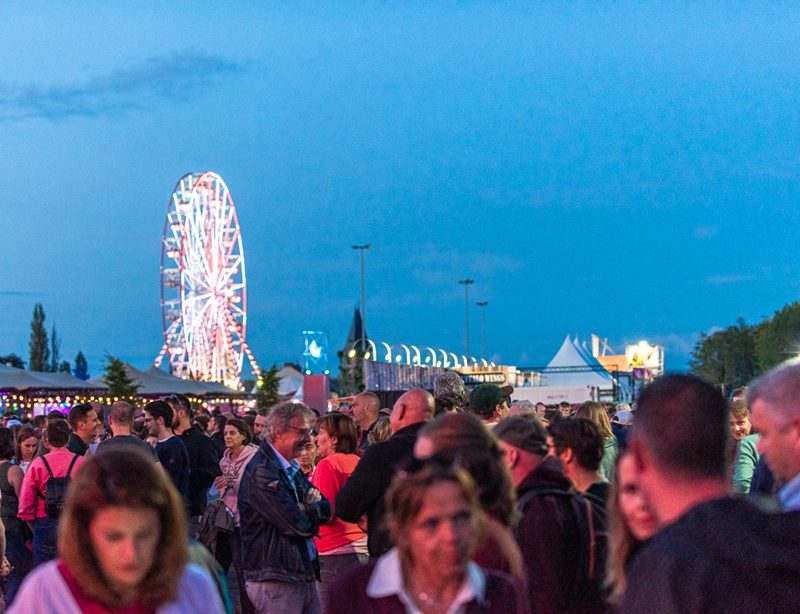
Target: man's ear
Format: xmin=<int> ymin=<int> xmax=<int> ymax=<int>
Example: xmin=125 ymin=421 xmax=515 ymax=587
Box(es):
xmin=394 ymin=402 xmax=406 ymax=422
xmin=505 ymin=446 xmax=519 ymax=468
xmin=558 ymin=447 xmax=574 ymax=465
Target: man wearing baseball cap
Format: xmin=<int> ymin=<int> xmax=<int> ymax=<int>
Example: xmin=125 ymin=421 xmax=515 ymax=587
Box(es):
xmin=495 ymin=415 xmax=603 ymax=614
xmin=468 ymin=383 xmax=513 ymax=427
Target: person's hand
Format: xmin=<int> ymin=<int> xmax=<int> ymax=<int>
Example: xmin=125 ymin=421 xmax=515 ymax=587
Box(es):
xmin=304 ymin=486 xmax=322 ymax=504
xmin=0 ymin=557 xmax=11 ymax=577
xmin=213 ymin=476 xmax=227 ymax=491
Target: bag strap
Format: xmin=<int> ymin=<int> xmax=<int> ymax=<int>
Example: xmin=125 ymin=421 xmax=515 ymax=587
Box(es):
xmin=65 ymin=454 xmax=79 ymax=478
xmin=40 ymin=455 xmax=55 ymax=478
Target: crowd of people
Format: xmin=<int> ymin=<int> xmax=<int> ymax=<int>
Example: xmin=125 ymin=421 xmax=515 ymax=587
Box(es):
xmin=0 ymin=363 xmax=798 ymax=612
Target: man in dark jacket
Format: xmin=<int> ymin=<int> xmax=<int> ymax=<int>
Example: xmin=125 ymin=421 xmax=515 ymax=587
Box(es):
xmin=336 ymin=388 xmax=435 ymax=556
xmin=167 ymin=394 xmax=221 ymax=538
xmin=238 ymin=401 xmax=331 ymax=614
xmin=495 ymin=415 xmax=603 ymax=614
xmin=620 ymin=374 xmax=800 ymax=612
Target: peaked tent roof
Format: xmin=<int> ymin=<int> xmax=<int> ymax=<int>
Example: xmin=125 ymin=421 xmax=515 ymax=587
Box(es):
xmin=0 ymin=364 xmax=108 ymax=391
xmin=543 ymin=336 xmax=614 ymax=389
xmin=88 ymin=363 xmax=240 ymax=396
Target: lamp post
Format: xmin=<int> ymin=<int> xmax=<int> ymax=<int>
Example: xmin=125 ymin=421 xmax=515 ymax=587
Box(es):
xmin=476 ymin=301 xmax=488 ymax=361
xmin=458 ymin=279 xmax=474 ymax=357
xmin=352 ymin=244 xmax=371 ymax=352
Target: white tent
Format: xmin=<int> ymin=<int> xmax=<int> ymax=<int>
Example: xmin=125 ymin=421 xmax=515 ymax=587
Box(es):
xmin=543 ymin=336 xmax=615 ymax=390
xmin=88 ymin=363 xmax=239 ymax=396
xmin=0 ymin=364 xmax=107 ymax=391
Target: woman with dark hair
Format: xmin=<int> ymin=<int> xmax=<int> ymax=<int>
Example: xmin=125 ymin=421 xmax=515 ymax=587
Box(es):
xmin=575 ymin=401 xmax=618 ymax=481
xmin=212 ymin=417 xmax=257 ymax=614
xmin=311 ymin=412 xmax=367 ymax=606
xmin=0 ymin=428 xmax=27 ymax=605
xmin=413 ymin=412 xmax=525 ymax=583
xmin=327 ymin=460 xmax=529 ymax=613
xmin=9 ymin=448 xmax=224 ymax=613
xmin=606 ymin=452 xmax=657 ymax=604
xmin=13 ymin=426 xmax=39 ymax=474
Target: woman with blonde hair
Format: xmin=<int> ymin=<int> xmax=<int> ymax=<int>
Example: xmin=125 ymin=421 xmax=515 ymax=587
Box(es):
xmin=575 ymin=401 xmax=618 ymax=481
xmin=9 ymin=448 xmax=224 ymax=613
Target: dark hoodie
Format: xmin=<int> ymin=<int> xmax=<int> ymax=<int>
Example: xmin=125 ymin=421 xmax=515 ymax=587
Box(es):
xmin=619 ymin=497 xmax=800 ymax=613
xmin=514 ymin=455 xmax=604 ymax=614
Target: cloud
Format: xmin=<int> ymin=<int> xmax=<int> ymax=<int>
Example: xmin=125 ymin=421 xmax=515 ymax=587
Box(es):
xmin=705 ymin=274 xmax=753 ymax=285
xmin=0 ymin=52 xmax=242 ymax=121
xmin=693 ymin=225 xmax=718 ymax=239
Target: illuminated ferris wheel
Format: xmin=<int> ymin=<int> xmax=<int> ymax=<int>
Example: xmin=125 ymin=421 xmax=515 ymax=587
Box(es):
xmin=154 ymin=172 xmax=259 ymax=389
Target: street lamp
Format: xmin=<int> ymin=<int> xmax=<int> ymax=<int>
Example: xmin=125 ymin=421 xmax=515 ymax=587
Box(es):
xmin=352 ymin=244 xmax=371 ymax=352
xmin=476 ymin=301 xmax=488 ymax=360
xmin=458 ymin=279 xmax=474 ymax=356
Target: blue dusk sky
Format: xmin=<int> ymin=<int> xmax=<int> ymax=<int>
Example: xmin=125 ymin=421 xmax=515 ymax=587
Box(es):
xmin=1 ymin=3 xmax=799 ymax=378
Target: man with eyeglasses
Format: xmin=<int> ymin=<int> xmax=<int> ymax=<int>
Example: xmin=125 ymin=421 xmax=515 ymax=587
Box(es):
xmin=238 ymin=401 xmax=331 ymax=614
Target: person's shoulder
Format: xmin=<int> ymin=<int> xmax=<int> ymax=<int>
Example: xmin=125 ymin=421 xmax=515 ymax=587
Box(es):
xmin=484 ymin=568 xmax=528 ymax=610
xmin=7 ymin=560 xmax=66 ymax=613
xmin=170 ymin=563 xmax=225 ymax=613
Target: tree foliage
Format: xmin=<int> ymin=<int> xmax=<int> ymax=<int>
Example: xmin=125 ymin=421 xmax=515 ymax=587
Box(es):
xmin=29 ymin=303 xmax=49 ymax=371
xmin=103 ymin=354 xmax=139 ymax=398
xmin=754 ymin=302 xmax=800 ymax=373
xmin=256 ymin=364 xmax=281 ymax=410
xmin=690 ymin=318 xmax=757 ymax=389
xmin=73 ymin=351 xmax=89 ymax=380
xmin=0 ymin=354 xmax=25 ymax=369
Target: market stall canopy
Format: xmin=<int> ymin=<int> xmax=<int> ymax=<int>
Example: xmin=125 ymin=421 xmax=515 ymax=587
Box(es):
xmin=542 ymin=335 xmax=615 ymax=389
xmin=88 ymin=363 xmax=240 ymax=396
xmin=0 ymin=364 xmax=108 ymax=391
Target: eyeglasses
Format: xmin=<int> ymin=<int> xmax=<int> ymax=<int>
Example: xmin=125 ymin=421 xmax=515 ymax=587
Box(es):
xmin=286 ymin=425 xmax=312 ymax=437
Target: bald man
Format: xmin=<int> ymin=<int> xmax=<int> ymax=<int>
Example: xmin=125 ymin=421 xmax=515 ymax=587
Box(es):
xmin=336 ymin=388 xmax=434 ymax=556
xmin=351 ymin=391 xmax=381 ymax=450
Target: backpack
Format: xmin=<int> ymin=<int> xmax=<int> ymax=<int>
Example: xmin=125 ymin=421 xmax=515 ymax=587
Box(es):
xmin=39 ymin=454 xmax=79 ymax=518
xmin=516 ymin=486 xmax=605 ymax=610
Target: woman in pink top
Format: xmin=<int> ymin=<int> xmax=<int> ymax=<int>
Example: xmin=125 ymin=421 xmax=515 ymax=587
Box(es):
xmin=211 ymin=417 xmax=257 ymax=614
xmin=17 ymin=420 xmax=85 ymax=567
xmin=311 ymin=412 xmax=368 ymax=606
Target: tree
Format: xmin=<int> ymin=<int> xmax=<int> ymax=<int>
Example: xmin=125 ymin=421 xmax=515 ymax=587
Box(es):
xmin=0 ymin=354 xmax=25 ymax=369
xmin=754 ymin=301 xmax=800 ymax=373
xmin=29 ymin=303 xmax=49 ymax=371
xmin=256 ymin=364 xmax=281 ymax=410
xmin=73 ymin=351 xmax=90 ymax=380
xmin=103 ymin=354 xmax=139 ymax=398
xmin=49 ymin=323 xmax=61 ymax=372
xmin=58 ymin=361 xmax=71 ymax=373
xmin=689 ymin=318 xmax=757 ymax=390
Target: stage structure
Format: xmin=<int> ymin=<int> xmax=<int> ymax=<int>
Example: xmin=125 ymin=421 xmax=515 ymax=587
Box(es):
xmin=154 ymin=172 xmax=260 ymax=390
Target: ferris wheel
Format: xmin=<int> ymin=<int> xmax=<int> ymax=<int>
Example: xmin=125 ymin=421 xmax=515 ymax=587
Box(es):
xmin=154 ymin=171 xmax=259 ymax=389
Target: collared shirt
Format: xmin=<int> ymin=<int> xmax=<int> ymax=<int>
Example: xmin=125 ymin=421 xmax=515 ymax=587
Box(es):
xmin=779 ymin=472 xmax=800 ymax=511
xmin=366 ymin=548 xmax=486 ymax=614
